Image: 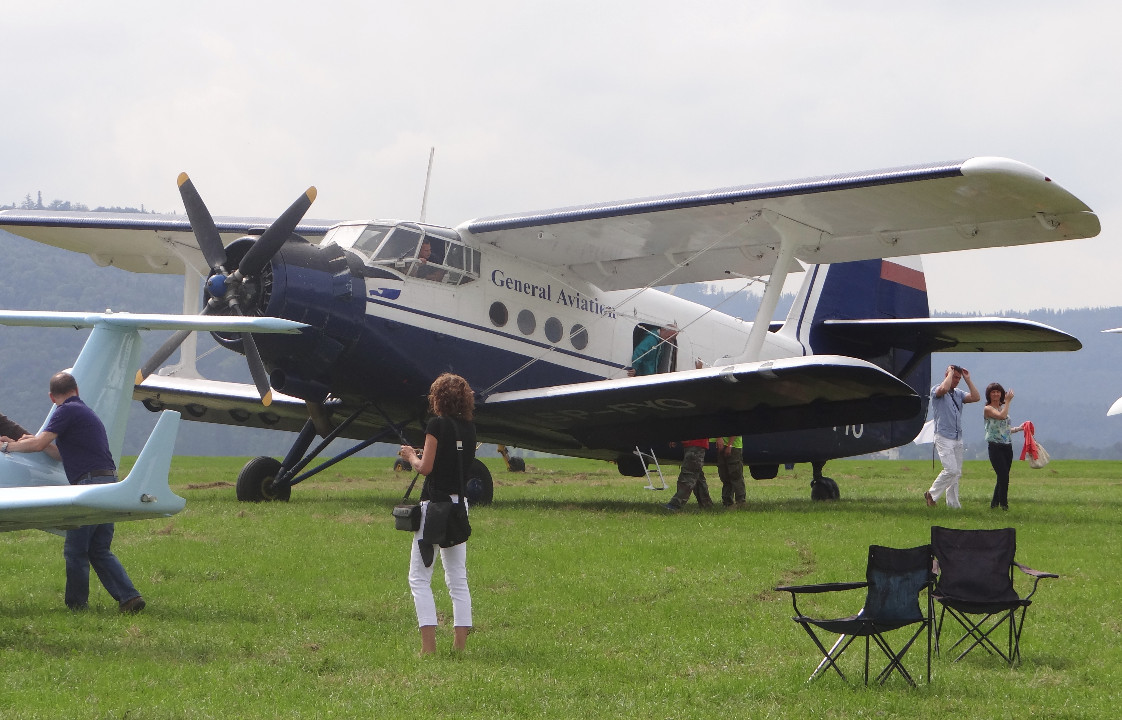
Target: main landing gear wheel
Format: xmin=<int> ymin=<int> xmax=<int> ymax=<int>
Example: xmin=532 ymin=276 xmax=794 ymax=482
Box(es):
xmin=237 ymin=456 xmax=292 ymax=502
xmin=465 ymin=459 xmax=494 ymax=506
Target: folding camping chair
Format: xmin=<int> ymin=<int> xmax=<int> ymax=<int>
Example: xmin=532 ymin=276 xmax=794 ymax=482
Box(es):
xmin=930 ymin=526 xmax=1058 ymax=666
xmin=777 ymin=544 xmax=935 ymax=686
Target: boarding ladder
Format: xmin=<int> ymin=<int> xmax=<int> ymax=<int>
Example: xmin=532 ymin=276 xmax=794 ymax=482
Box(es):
xmin=635 ymin=446 xmax=667 ymax=490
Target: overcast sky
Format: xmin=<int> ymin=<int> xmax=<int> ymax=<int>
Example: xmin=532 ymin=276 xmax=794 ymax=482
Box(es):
xmin=2 ymin=2 xmax=1118 ymax=314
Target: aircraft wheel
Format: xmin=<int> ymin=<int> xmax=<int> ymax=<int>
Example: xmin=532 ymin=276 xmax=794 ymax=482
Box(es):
xmin=465 ymin=459 xmax=494 ymax=506
xmin=508 ymin=456 xmax=526 ymax=473
xmin=237 ymin=456 xmax=292 ymax=502
xmin=393 ymin=458 xmax=413 ymax=472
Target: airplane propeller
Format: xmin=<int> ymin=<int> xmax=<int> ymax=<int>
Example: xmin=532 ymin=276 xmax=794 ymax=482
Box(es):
xmin=135 ymin=174 xmax=317 ymax=406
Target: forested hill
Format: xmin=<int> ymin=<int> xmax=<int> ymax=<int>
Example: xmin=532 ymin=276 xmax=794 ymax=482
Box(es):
xmin=1 ymin=224 xmax=1120 ymax=459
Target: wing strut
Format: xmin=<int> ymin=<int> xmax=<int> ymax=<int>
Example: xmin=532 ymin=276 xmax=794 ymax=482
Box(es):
xmin=735 ymin=211 xmax=820 ymax=363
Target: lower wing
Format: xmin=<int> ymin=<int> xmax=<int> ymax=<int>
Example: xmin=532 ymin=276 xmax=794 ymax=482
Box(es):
xmin=131 ymin=357 xmax=920 ymax=456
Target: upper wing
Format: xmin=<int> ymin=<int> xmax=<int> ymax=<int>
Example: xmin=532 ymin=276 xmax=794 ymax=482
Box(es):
xmin=0 ymin=210 xmax=336 ymax=275
xmin=460 ymin=157 xmax=1100 ymax=290
xmin=820 ymin=317 xmax=1083 ymax=355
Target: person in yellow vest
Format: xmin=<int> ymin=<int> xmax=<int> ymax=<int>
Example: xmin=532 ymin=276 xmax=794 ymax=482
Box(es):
xmin=713 ymin=436 xmax=745 ymax=508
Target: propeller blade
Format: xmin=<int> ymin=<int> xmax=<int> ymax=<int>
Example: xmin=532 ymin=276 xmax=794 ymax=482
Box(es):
xmin=177 ymin=173 xmax=229 ymax=272
xmin=241 ymin=332 xmax=274 ymax=406
xmin=135 ymin=300 xmax=222 ymax=384
xmin=136 ymin=328 xmax=193 ymax=384
xmin=238 ymin=187 xmax=317 ymax=277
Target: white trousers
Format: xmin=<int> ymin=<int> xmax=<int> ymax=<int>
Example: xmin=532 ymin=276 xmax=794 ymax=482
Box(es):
xmin=929 ymin=434 xmax=963 ymax=509
xmin=408 ymin=501 xmax=472 ymax=628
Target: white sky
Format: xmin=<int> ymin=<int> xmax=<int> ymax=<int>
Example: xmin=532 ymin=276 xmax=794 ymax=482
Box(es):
xmin=1 ymin=1 xmax=1118 ymax=314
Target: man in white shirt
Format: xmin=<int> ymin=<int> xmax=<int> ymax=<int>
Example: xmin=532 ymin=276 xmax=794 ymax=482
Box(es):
xmin=925 ymin=365 xmax=980 ymax=509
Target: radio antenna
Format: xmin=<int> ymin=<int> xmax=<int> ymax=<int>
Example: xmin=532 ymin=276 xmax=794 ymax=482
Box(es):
xmin=418 ymin=147 xmax=435 ymax=223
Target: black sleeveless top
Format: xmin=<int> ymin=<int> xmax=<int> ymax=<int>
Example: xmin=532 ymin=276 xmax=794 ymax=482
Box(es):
xmin=420 ymin=415 xmax=477 ymax=502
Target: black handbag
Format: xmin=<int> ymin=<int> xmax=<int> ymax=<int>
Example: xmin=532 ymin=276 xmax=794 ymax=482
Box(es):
xmin=392 ymin=472 xmax=422 ymax=532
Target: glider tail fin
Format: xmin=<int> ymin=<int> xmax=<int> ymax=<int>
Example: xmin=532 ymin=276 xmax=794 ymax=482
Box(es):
xmin=109 ymin=410 xmax=186 ymax=517
xmin=50 ymin=324 xmax=145 ymax=466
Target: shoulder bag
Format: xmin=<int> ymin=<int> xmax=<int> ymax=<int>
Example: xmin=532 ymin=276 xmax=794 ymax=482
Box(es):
xmin=392 ymin=471 xmax=422 ymax=531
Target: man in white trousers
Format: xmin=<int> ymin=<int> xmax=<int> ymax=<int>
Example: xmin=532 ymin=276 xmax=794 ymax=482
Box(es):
xmin=925 ymin=365 xmax=980 ymax=509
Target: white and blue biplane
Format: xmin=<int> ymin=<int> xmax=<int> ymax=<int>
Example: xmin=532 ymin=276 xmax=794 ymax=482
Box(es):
xmin=0 ymin=312 xmax=305 ymax=531
xmin=0 ymin=157 xmax=1099 ymax=503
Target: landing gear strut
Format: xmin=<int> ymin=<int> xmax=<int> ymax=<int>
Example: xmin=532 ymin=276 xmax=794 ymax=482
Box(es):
xmin=233 ymin=406 xmax=496 ymax=505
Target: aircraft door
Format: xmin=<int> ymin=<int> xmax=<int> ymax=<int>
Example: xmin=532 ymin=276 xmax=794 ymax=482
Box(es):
xmin=630 ymin=323 xmax=679 ymax=376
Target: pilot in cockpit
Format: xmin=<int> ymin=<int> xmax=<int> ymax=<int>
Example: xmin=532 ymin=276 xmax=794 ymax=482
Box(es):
xmin=411 ymin=238 xmax=446 ymax=282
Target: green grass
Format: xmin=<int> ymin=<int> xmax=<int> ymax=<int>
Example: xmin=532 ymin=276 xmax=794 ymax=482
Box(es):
xmin=1 ymin=457 xmax=1119 ymax=718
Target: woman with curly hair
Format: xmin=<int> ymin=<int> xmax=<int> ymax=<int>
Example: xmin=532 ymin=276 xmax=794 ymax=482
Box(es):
xmin=983 ymin=381 xmax=1024 ymax=510
xmin=399 ymin=373 xmax=476 ymax=654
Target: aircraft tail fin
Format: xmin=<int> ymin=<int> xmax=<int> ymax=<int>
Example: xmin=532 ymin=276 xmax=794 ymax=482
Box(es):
xmin=64 ymin=324 xmax=146 ymax=465
xmin=86 ymin=409 xmax=186 ymax=518
xmin=781 ymin=256 xmax=930 ymax=358
xmin=779 ymin=257 xmax=931 ymax=437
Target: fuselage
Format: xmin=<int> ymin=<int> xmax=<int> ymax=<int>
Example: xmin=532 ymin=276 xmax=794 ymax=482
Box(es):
xmin=222 ymin=219 xmax=928 ymax=466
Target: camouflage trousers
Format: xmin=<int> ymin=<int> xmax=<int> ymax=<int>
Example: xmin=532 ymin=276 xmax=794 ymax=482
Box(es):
xmin=716 ymin=447 xmax=746 ymax=505
xmin=669 ymin=445 xmax=713 ymax=508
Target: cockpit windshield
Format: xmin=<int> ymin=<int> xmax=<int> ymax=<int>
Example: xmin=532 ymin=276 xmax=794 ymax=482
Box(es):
xmin=322 ymin=222 xmax=480 ymax=285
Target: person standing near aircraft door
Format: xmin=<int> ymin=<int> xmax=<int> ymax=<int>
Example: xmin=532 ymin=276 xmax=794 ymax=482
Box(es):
xmin=1 ymin=372 xmax=145 ymax=612
xmin=983 ymin=382 xmax=1024 ymax=511
xmin=713 ymin=436 xmax=746 ymax=507
xmin=627 ymin=325 xmax=677 ymax=377
xmin=398 ymin=373 xmax=476 ymax=655
xmin=924 ymin=365 xmax=980 ymax=509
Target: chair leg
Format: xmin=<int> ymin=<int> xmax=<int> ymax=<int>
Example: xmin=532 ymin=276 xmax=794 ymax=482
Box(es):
xmin=870 ymin=623 xmax=927 ymax=687
xmin=944 ymin=607 xmax=1017 ymax=665
xmin=799 ymin=625 xmax=856 ymax=684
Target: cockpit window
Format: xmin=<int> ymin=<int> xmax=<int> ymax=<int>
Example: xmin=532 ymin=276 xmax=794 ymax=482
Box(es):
xmin=378 ymin=227 xmax=423 ymax=263
xmin=324 ymin=222 xmax=480 ymax=285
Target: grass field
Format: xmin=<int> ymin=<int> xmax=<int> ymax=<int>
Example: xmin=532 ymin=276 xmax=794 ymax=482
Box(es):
xmin=1 ymin=456 xmax=1119 ymax=718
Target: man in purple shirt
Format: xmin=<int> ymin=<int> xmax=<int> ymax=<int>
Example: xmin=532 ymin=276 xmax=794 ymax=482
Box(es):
xmin=1 ymin=372 xmax=145 ymax=613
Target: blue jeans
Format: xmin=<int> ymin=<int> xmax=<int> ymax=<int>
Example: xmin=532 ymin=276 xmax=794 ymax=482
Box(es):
xmin=63 ymin=476 xmax=140 ymax=608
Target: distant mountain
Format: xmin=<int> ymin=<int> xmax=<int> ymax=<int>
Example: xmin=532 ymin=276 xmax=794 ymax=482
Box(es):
xmin=2 ymin=227 xmax=1119 ymax=460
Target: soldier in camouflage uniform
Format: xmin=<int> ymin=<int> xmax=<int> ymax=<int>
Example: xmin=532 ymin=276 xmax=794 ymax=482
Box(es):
xmin=714 ymin=435 xmax=746 ymax=507
xmin=665 ymin=438 xmax=713 ymax=510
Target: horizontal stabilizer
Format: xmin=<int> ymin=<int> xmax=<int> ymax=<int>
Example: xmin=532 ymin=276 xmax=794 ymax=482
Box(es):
xmin=0 ymin=310 xmax=306 ymax=334
xmin=819 ymin=317 xmax=1082 ymax=355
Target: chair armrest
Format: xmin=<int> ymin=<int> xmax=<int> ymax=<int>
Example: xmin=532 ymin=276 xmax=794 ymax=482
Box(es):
xmin=1014 ymin=561 xmax=1058 ymax=601
xmin=776 ymin=581 xmax=868 ymax=594
xmin=1014 ymin=561 xmax=1058 ymax=580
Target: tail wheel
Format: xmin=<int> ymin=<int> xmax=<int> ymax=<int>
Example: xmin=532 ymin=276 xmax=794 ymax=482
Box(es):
xmin=508 ymin=456 xmax=526 ymax=472
xmin=237 ymin=456 xmax=292 ymax=502
xmin=465 ymin=459 xmax=494 ymax=506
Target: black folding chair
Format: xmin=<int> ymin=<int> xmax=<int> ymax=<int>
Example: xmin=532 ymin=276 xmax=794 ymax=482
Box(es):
xmin=930 ymin=526 xmax=1058 ymax=666
xmin=777 ymin=544 xmax=934 ymax=686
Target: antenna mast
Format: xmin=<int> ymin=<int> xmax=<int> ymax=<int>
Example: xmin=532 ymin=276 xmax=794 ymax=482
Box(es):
xmin=418 ymin=147 xmax=435 ymax=222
